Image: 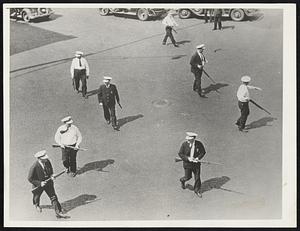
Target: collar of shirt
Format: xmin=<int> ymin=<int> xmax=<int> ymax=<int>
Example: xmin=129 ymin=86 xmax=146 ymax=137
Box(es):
xmin=105 ymin=84 xmax=110 ymax=88
xmin=38 ymin=160 xmax=45 ymax=169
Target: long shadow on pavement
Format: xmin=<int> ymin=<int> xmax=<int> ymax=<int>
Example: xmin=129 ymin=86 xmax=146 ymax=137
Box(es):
xmin=117 ymin=114 xmax=144 ymax=128
xmin=185 ymin=176 xmax=244 ymax=195
xmin=40 ymin=194 xmax=99 ymax=213
xmin=176 ymin=40 xmax=191 ymax=45
xmin=222 ymin=25 xmax=235 ymax=30
xmin=77 ymin=159 xmax=115 ymax=175
xmin=246 ymin=116 xmax=277 ymax=130
xmin=203 ymin=83 xmax=229 ymax=94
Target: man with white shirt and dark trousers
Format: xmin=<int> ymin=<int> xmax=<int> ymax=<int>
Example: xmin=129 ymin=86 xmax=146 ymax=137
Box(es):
xmin=162 ymin=10 xmax=179 ymax=47
xmin=236 ymin=76 xmax=262 ymax=132
xmin=70 ymin=51 xmax=90 ymax=98
xmin=55 ymin=116 xmax=82 ymax=177
xmin=190 ymin=44 xmax=208 ymax=97
xmin=178 ymin=132 xmax=206 ymax=198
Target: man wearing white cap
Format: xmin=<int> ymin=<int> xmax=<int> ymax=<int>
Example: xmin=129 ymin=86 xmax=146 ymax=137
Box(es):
xmin=178 ymin=132 xmax=206 ymax=198
xmin=97 ymin=76 xmax=120 ymax=130
xmin=70 ymin=51 xmax=90 ymax=98
xmin=55 ymin=116 xmax=82 ymax=176
xmin=28 ymin=150 xmax=67 ymax=218
xmin=236 ymin=76 xmax=262 ymax=131
xmin=190 ymin=44 xmax=208 ymax=97
xmin=162 ymin=10 xmax=179 ymax=47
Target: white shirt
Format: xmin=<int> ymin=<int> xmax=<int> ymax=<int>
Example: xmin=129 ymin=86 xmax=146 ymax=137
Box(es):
xmin=55 ymin=124 xmax=82 ymax=146
xmin=162 ymin=14 xmax=178 ymax=27
xmin=197 ymin=51 xmax=207 ymax=66
xmin=189 ymin=141 xmax=195 ymax=158
xmin=70 ymin=57 xmax=90 ymax=78
xmin=237 ymin=84 xmax=257 ymax=102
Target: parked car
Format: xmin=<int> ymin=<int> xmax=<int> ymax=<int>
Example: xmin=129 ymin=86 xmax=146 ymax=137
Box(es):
xmin=98 ymin=8 xmax=166 ymax=21
xmin=178 ymin=8 xmax=258 ymax=21
xmin=10 ymin=8 xmax=54 ymax=22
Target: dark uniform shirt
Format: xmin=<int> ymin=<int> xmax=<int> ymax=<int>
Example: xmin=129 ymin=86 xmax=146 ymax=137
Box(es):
xmin=97 ymin=84 xmax=120 ymax=107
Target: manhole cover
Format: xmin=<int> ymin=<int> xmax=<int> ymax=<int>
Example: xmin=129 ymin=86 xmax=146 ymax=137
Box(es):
xmin=152 ymin=99 xmax=170 ymax=108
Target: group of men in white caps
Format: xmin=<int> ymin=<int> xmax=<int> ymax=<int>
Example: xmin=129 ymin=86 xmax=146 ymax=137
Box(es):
xmin=27 ymin=13 xmax=264 ymax=217
xmin=27 ymin=50 xmax=123 ymax=218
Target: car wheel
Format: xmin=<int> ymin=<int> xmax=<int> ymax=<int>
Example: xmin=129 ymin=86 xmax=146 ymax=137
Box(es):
xmin=99 ymin=8 xmax=110 ymax=16
xmin=179 ymin=9 xmax=192 ymax=19
xmin=22 ymin=11 xmax=30 ymax=22
xmin=230 ymin=9 xmax=245 ymax=21
xmin=137 ymin=8 xmax=149 ymax=21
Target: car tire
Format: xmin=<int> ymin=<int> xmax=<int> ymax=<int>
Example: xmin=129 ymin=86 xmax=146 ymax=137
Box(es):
xmin=230 ymin=9 xmax=245 ymax=21
xmin=137 ymin=8 xmax=149 ymax=21
xmin=179 ymin=9 xmax=192 ymax=19
xmin=22 ymin=11 xmax=30 ymax=22
xmin=99 ymin=8 xmax=110 ymax=16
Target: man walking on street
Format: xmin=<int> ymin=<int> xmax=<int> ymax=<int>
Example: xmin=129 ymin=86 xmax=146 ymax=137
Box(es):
xmin=178 ymin=132 xmax=206 ymax=198
xmin=70 ymin=51 xmax=90 ymax=98
xmin=98 ymin=76 xmax=121 ymax=130
xmin=204 ymin=9 xmax=213 ymax=23
xmin=55 ymin=116 xmax=82 ymax=176
xmin=190 ymin=44 xmax=208 ymax=97
xmin=28 ymin=150 xmax=68 ymax=218
xmin=213 ymin=9 xmax=223 ymax=30
xmin=236 ymin=76 xmax=262 ymax=132
xmin=162 ymin=10 xmax=179 ymax=47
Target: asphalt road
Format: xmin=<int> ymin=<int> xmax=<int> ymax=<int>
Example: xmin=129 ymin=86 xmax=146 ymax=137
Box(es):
xmin=9 ymin=8 xmax=283 ymax=221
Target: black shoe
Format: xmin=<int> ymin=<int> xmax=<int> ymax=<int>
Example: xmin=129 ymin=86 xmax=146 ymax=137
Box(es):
xmin=199 ymin=93 xmax=207 ymax=98
xmin=180 ymin=180 xmax=186 ymax=189
xmin=84 ymin=95 xmax=88 ymax=99
xmin=162 ymin=42 xmax=166 ymax=45
xmin=213 ymin=28 xmax=217 ymax=31
xmin=195 ymin=191 xmax=202 ymax=198
xmin=56 ymin=212 xmax=70 ymax=219
xmin=238 ymin=127 xmax=248 ymax=133
xmin=34 ymin=205 xmax=42 ymax=213
xmin=235 ymin=122 xmax=240 ymax=126
xmin=76 ymin=90 xmax=80 ymax=94
xmin=174 ymin=44 xmax=179 ymax=47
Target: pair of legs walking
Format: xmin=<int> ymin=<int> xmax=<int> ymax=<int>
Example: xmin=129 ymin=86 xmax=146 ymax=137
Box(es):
xmin=102 ymin=104 xmax=117 ymax=129
xmin=236 ymin=101 xmax=250 ymax=130
xmin=180 ymin=166 xmax=202 ymax=194
xmin=32 ymin=181 xmax=63 ymax=217
xmin=192 ymin=69 xmax=205 ymax=96
xmin=213 ymin=15 xmax=222 ymax=30
xmin=74 ymin=69 xmax=87 ymax=97
xmin=162 ymin=26 xmax=178 ymax=47
xmin=62 ymin=145 xmax=78 ymax=175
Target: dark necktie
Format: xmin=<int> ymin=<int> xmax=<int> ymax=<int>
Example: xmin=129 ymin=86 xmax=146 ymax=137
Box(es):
xmin=79 ymin=58 xmax=82 ymax=67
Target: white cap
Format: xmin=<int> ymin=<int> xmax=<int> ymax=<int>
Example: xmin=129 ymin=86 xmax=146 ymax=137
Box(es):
xmin=61 ymin=116 xmax=73 ymax=124
xmin=103 ymin=76 xmax=112 ymax=80
xmin=34 ymin=150 xmax=48 ymax=159
xmin=196 ymin=44 xmax=205 ymax=49
xmin=75 ymin=51 xmax=83 ymax=57
xmin=185 ymin=132 xmax=198 ymax=139
xmin=241 ymin=76 xmax=251 ymax=82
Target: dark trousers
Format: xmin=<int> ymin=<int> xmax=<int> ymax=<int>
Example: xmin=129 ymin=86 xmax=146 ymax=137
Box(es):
xmin=180 ymin=165 xmax=201 ymax=193
xmin=62 ymin=145 xmax=78 ymax=173
xmin=162 ymin=26 xmax=176 ymax=45
xmin=214 ymin=15 xmax=222 ymax=29
xmin=204 ymin=9 xmax=213 ymax=22
xmin=74 ymin=69 xmax=87 ymax=97
xmin=103 ymin=104 xmax=117 ymax=127
xmin=192 ymin=69 xmax=203 ymax=93
xmin=237 ymin=101 xmax=250 ymax=129
xmin=32 ymin=181 xmax=62 ymax=216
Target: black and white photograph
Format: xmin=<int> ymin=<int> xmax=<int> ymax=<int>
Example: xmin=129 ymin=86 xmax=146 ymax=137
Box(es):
xmin=3 ymin=3 xmax=296 ymax=227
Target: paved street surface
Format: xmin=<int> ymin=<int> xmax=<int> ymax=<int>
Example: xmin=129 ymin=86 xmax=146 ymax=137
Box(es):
xmin=9 ymin=9 xmax=282 ymax=221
